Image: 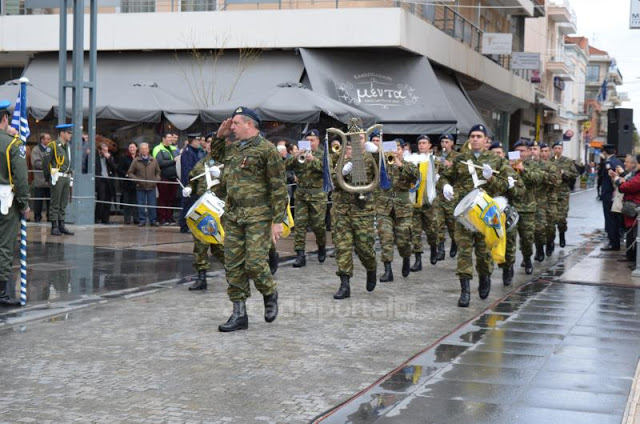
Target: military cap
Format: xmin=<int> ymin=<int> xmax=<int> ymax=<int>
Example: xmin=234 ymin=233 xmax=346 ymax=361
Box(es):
xmin=468 ymin=124 xmax=488 ymax=137
xmin=204 ymin=131 xmax=215 ymax=139
xmin=394 ymin=138 xmax=406 ymax=147
xmin=488 ymin=141 xmax=502 ymax=151
xmin=603 ymin=144 xmax=617 ymax=154
xmin=539 ymin=142 xmax=549 ymax=149
xmin=416 ymin=134 xmax=431 ymax=143
xmin=527 ymin=140 xmax=540 ymax=148
xmin=369 ymin=130 xmax=381 ymax=141
xmin=512 ymin=139 xmax=528 ymax=149
xmin=187 ymin=132 xmax=202 ymax=140
xmin=304 ymin=129 xmax=320 ymax=138
xmin=438 ymin=133 xmax=454 ymax=142
xmin=0 ymin=100 xmax=11 ymax=111
xmin=552 ymin=141 xmax=563 ymax=148
xmin=56 ymin=123 xmax=74 ymax=131
xmin=232 ymin=106 xmax=261 ymax=127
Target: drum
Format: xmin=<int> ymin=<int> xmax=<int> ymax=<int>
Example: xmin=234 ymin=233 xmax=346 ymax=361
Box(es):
xmin=493 ymin=196 xmax=520 ymax=232
xmin=186 ymin=192 xmax=226 ymax=244
xmin=453 ymin=188 xmax=505 ymax=247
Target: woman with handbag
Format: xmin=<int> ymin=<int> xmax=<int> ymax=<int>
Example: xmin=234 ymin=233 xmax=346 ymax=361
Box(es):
xmin=611 ymin=154 xmax=640 ymax=265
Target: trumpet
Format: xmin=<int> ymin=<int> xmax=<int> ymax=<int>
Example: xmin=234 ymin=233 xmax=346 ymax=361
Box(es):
xmin=331 ymin=142 xmax=341 ymax=154
xmin=297 ymin=150 xmax=310 ymax=164
xmin=386 ymin=152 xmax=396 ymax=165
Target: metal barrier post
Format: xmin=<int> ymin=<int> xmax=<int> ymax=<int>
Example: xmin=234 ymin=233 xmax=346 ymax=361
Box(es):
xmin=633 ymin=207 xmax=640 ymax=277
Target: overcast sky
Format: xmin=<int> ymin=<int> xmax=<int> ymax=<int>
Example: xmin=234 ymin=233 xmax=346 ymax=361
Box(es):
xmin=571 ymin=0 xmax=640 ymax=129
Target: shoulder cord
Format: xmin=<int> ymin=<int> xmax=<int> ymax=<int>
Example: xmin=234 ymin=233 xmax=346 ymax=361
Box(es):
xmin=49 ymin=142 xmax=64 ymax=171
xmin=6 ymin=134 xmax=20 ymax=187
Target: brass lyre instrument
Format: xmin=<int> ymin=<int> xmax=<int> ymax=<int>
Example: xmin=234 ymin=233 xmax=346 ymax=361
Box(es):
xmin=327 ymin=118 xmax=383 ymax=198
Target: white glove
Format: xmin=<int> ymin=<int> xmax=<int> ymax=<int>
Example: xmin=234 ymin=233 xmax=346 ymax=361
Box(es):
xmin=443 ymin=184 xmax=454 ymax=201
xmin=182 ymin=186 xmax=192 ymax=197
xmin=435 ymin=173 xmax=440 ymax=183
xmin=482 ymin=164 xmax=493 ymax=180
xmin=364 ymin=141 xmax=378 ymax=153
xmin=342 ymin=162 xmax=353 ymax=176
xmin=209 ymin=166 xmax=221 ymax=178
xmin=507 ymin=176 xmax=515 ymax=189
xmin=403 ymin=150 xmax=410 ymax=159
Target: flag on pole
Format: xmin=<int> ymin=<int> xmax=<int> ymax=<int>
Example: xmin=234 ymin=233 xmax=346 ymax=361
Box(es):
xmin=596 ymin=78 xmax=608 ymax=103
xmin=322 ymin=135 xmax=334 ymax=193
xmin=10 ymin=82 xmax=30 ymax=143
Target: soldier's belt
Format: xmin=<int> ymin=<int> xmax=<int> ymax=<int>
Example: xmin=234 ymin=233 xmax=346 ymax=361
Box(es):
xmin=228 ymin=196 xmax=269 ymax=207
xmin=58 ymin=172 xmax=71 ymax=178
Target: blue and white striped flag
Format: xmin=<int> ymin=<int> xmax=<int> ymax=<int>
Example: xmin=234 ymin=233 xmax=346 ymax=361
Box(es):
xmin=11 ymin=82 xmax=30 ymax=144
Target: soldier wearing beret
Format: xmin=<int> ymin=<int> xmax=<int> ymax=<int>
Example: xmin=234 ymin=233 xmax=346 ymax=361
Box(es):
xmin=551 ymin=141 xmax=579 ymax=247
xmin=211 ymin=107 xmax=288 ymax=332
xmin=0 ymin=100 xmax=29 ymax=306
xmin=539 ymin=142 xmax=563 ymax=257
xmin=433 ymin=133 xmax=459 ymax=262
xmin=43 ymin=123 xmax=74 ymax=236
xmin=439 ymin=124 xmax=509 ymax=307
xmin=285 ymin=129 xmax=327 ymax=267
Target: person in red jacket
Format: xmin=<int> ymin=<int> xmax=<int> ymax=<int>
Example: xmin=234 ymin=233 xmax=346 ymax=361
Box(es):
xmin=611 ymin=154 xmax=640 ymax=265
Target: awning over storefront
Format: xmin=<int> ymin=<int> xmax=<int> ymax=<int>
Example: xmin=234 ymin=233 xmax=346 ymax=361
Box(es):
xmin=17 ymin=51 xmax=306 ymax=129
xmin=434 ymin=71 xmax=490 ymax=136
xmin=589 ymin=140 xmax=604 ymax=149
xmin=300 ymin=48 xmax=457 ymax=134
xmin=0 ymin=79 xmax=58 ymax=119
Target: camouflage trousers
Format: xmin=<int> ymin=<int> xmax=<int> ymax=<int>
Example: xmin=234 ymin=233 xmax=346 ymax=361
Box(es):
xmin=435 ymin=198 xmax=456 ymax=244
xmin=377 ymin=210 xmax=413 ymax=263
xmin=193 ymin=238 xmax=225 ymax=272
xmin=455 ymin=222 xmax=493 ymax=279
xmin=502 ymin=210 xmax=535 ymax=267
xmin=412 ymin=205 xmax=439 ymax=253
xmin=334 ymin=211 xmax=376 ymax=277
xmin=224 ymin=218 xmax=276 ymax=302
xmin=293 ymin=193 xmax=327 ymax=251
xmin=535 ymin=201 xmax=557 ymax=245
xmin=556 ymin=190 xmax=571 ymax=233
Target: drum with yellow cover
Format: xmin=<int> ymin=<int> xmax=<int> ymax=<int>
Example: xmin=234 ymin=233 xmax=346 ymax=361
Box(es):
xmin=187 ymin=192 xmax=225 ymax=244
xmin=454 ymin=188 xmax=505 ymax=248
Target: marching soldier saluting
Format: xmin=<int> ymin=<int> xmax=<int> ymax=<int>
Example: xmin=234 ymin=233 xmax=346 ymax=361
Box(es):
xmin=43 ymin=123 xmax=74 ymax=236
xmin=551 ymin=141 xmax=578 ymax=247
xmin=439 ymin=124 xmax=509 ymax=307
xmin=0 ymin=100 xmax=29 ymax=307
xmin=376 ymin=138 xmax=419 ymax=282
xmin=211 ymin=107 xmax=288 ymax=333
xmin=285 ymin=129 xmax=327 ymax=267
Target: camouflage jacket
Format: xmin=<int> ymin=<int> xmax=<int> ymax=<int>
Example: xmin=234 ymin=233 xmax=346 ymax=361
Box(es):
xmin=285 ymin=148 xmax=326 ymax=201
xmin=187 ymin=154 xmax=225 ymax=199
xmin=509 ymin=159 xmax=543 ymax=213
xmin=210 ymin=135 xmax=288 ymax=224
xmin=536 ymin=159 xmax=562 ymax=204
xmin=0 ymin=130 xmax=29 ymax=210
xmin=503 ymin=164 xmax=526 ymax=206
xmin=375 ymin=158 xmax=419 ymax=217
xmin=332 ymin=153 xmax=377 ymax=216
xmin=439 ymin=150 xmax=509 ymax=203
xmin=552 ymin=155 xmax=578 ymax=192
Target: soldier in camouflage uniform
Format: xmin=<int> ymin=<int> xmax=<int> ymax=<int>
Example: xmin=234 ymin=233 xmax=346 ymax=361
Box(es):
xmin=0 ymin=100 xmax=29 ymax=307
xmin=551 ymin=141 xmax=579 ymax=248
xmin=540 ymin=143 xmax=563 ymax=257
xmin=285 ymin=129 xmax=327 ymax=267
xmin=488 ymin=142 xmax=525 ymax=286
xmin=439 ymin=124 xmax=509 ymax=308
xmin=410 ymin=135 xmax=440 ymax=270
xmin=332 ymin=132 xmax=378 ymax=300
xmin=210 ymin=107 xmax=288 ymax=332
xmin=375 ymin=139 xmax=419 ymax=282
xmin=512 ymin=140 xmax=543 ymax=276
xmin=181 ymin=154 xmax=226 ymax=291
xmin=433 ymin=133 xmax=459 ymax=261
xmin=529 ymin=141 xmax=559 ymax=262
xmin=43 ymin=123 xmax=75 ymax=236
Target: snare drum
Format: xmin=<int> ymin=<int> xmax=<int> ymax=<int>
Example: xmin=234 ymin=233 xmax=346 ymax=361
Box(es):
xmin=186 ymin=192 xmax=226 ymax=244
xmin=493 ymin=196 xmax=520 ymax=232
xmin=453 ymin=188 xmax=505 ymax=247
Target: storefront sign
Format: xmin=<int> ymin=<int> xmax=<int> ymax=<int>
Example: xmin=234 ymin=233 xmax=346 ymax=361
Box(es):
xmin=631 ymin=0 xmax=640 ymax=29
xmin=512 ymin=52 xmax=541 ymax=70
xmin=335 ymin=73 xmax=420 ymax=110
xmin=481 ymin=33 xmax=513 ymax=55
xmin=554 ymin=77 xmax=566 ymax=90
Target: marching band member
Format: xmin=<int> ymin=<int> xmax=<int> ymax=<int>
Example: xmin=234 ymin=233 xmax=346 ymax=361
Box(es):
xmin=332 ymin=135 xmax=377 ymax=300
xmin=210 ymin=107 xmax=288 ymax=332
xmin=537 ymin=142 xmax=562 ymax=260
xmin=551 ymin=141 xmax=579 ymax=248
xmin=439 ymin=124 xmax=509 ymax=307
xmin=285 ymin=129 xmax=327 ymax=268
xmin=434 ymin=133 xmax=459 ymax=260
xmin=376 ymin=138 xmax=419 ymax=282
xmin=410 ymin=135 xmax=439 ymax=271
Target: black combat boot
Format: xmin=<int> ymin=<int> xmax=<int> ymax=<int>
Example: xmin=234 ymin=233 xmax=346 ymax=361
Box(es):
xmin=379 ymin=262 xmax=393 ymax=282
xmin=458 ymin=278 xmax=470 ymax=307
xmin=51 ymin=221 xmax=61 ymax=236
xmin=450 ymin=241 xmax=458 ymax=258
xmin=334 ymin=275 xmax=351 ymax=299
xmin=366 ymin=269 xmax=377 ymax=292
xmin=402 ymin=257 xmax=411 ymax=277
xmin=524 ymin=257 xmax=533 ymax=275
xmin=410 ymin=253 xmax=422 ymax=272
xmin=437 ymin=241 xmax=445 ymax=261
xmin=535 ymin=244 xmax=545 ymax=262
xmin=546 ymin=239 xmax=555 ymax=256
xmin=0 ymin=281 xmax=20 ymax=307
xmin=502 ymin=265 xmax=514 ymax=287
xmin=430 ymin=245 xmax=438 ymax=265
xmin=263 ymin=291 xmax=278 ymax=323
xmin=292 ymin=250 xmax=306 ymax=268
xmin=188 ymin=270 xmax=207 ymax=291
xmin=58 ymin=220 xmax=74 ymax=235
xmin=479 ymin=275 xmax=491 ymax=299
xmin=317 ymin=245 xmax=326 ymax=263
xmin=218 ymin=301 xmax=248 ymax=332
xmin=559 ymin=232 xmax=566 ymax=248
xmin=268 ymin=250 xmax=279 ymax=275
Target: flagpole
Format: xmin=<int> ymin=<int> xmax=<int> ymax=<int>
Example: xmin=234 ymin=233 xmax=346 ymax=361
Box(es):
xmin=18 ymin=77 xmax=28 ymax=306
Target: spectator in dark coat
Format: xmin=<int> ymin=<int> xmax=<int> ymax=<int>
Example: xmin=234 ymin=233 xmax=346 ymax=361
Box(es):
xmin=612 ymin=154 xmax=640 ymax=264
xmin=118 ymin=142 xmax=139 ymax=224
xmin=178 ymin=134 xmax=205 ymax=233
xmin=95 ymin=143 xmax=117 ymax=224
xmin=600 ymin=145 xmax=624 ymax=251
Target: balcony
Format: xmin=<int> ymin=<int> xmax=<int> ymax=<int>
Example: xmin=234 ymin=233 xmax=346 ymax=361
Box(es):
xmin=483 ymin=0 xmax=536 ymax=16
xmin=609 ymin=67 xmax=623 ymax=85
xmin=548 ymin=0 xmax=577 ymax=34
xmin=546 ymin=51 xmax=574 ymax=80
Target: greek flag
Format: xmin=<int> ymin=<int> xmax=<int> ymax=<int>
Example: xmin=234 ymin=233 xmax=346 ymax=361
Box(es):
xmin=322 ymin=136 xmax=334 ymax=193
xmin=11 ymin=83 xmax=30 ymax=144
